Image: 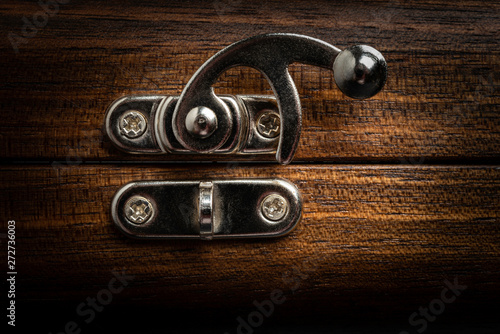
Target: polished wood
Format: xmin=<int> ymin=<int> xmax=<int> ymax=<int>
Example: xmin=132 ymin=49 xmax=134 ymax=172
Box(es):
xmin=1 ymin=0 xmax=499 ymax=332
xmin=0 ymin=0 xmax=498 ymax=162
xmin=2 ymin=165 xmax=499 ymax=330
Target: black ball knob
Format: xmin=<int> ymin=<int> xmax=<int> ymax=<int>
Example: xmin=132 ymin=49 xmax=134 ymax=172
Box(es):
xmin=333 ymin=45 xmax=387 ymax=99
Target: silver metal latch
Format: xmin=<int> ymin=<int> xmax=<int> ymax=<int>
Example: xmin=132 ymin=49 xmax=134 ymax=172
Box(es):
xmin=105 ymin=33 xmax=387 ymax=164
xmin=111 ymin=179 xmax=302 ymax=240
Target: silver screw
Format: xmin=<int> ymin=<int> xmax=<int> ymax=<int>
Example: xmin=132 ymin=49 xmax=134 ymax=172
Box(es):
xmin=124 ymin=196 xmax=154 ymax=224
xmin=185 ymin=106 xmax=218 ymax=139
xmin=261 ymin=193 xmax=288 ymax=221
xmin=256 ymin=110 xmax=280 ymax=138
xmin=120 ymin=110 xmax=147 ymax=138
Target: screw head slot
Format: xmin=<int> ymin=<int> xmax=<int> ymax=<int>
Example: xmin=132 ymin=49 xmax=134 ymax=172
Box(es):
xmin=333 ymin=45 xmax=387 ymax=100
xmin=120 ymin=110 xmax=148 ymax=139
xmin=260 ymin=193 xmax=289 ymax=222
xmin=256 ymin=110 xmax=281 ymax=139
xmin=124 ymin=196 xmax=154 ymax=225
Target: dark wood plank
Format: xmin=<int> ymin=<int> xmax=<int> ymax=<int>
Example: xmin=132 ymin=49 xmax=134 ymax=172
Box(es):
xmin=0 ymin=0 xmax=498 ymax=162
xmin=1 ymin=165 xmax=499 ymax=330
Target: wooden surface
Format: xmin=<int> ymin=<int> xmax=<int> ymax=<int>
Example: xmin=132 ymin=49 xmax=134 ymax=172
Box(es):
xmin=2 ymin=165 xmax=500 ymax=331
xmin=0 ymin=0 xmax=499 ymax=332
xmin=0 ymin=0 xmax=499 ymax=162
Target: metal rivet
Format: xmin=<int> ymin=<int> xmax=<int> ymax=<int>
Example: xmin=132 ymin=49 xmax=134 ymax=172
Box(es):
xmin=185 ymin=106 xmax=218 ymax=139
xmin=256 ymin=110 xmax=280 ymax=138
xmin=124 ymin=196 xmax=154 ymax=224
xmin=120 ymin=110 xmax=148 ymax=138
xmin=261 ymin=193 xmax=288 ymax=221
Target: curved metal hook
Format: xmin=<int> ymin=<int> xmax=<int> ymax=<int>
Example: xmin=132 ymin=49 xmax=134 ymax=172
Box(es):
xmin=173 ymin=33 xmax=342 ymax=164
xmin=173 ymin=33 xmax=387 ymax=164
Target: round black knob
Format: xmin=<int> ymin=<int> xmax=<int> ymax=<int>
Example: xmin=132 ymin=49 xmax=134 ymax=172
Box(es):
xmin=333 ymin=45 xmax=387 ymax=99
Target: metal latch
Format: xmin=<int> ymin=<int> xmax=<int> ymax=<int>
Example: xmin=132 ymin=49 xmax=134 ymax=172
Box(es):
xmin=111 ymin=179 xmax=302 ymax=240
xmin=105 ymin=33 xmax=387 ymax=164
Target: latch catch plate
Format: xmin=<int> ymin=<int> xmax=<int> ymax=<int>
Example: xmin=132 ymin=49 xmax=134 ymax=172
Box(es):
xmin=111 ymin=178 xmax=302 ymax=240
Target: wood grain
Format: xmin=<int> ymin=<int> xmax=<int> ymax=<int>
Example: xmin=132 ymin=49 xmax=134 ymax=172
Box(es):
xmin=0 ymin=0 xmax=499 ymax=162
xmin=1 ymin=0 xmax=499 ymax=332
xmin=1 ymin=165 xmax=499 ymax=330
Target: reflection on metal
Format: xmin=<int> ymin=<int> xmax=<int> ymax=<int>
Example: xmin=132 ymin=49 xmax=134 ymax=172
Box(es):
xmin=256 ymin=110 xmax=280 ymax=139
xmin=260 ymin=193 xmax=288 ymax=222
xmin=124 ymin=196 xmax=154 ymax=225
xmin=111 ymin=179 xmax=302 ymax=240
xmin=105 ymin=33 xmax=387 ymax=164
xmin=120 ymin=110 xmax=147 ymax=139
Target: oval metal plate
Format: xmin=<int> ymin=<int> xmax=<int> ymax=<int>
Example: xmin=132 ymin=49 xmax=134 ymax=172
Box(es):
xmin=111 ymin=178 xmax=302 ymax=240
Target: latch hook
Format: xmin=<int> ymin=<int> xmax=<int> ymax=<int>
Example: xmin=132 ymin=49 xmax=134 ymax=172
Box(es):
xmin=105 ymin=33 xmax=387 ymax=164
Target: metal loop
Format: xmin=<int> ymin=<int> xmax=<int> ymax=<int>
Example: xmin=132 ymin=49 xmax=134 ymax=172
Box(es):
xmin=173 ymin=33 xmax=342 ymax=164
